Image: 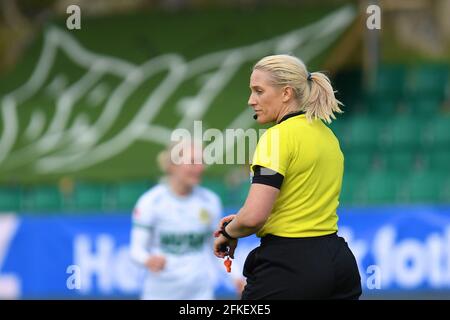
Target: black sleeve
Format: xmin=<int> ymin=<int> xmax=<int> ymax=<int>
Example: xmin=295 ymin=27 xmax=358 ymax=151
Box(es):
xmin=251 ymin=165 xmax=284 ymax=189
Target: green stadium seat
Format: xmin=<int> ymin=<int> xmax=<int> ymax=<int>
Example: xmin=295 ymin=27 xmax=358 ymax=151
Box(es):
xmin=362 ymin=171 xmax=400 ymax=204
xmin=224 ymin=179 xmax=250 ymax=207
xmin=422 ymin=150 xmax=450 ymax=171
xmin=367 ymin=96 xmax=399 ymax=116
xmin=440 ymin=174 xmax=450 ymax=203
xmin=343 ymin=116 xmax=380 ymax=151
xmin=373 ymin=65 xmax=406 ymax=100
xmin=406 ymin=65 xmax=449 ymax=99
xmin=115 ymin=181 xmax=151 ymax=210
xmin=71 ymin=183 xmax=109 ymax=211
xmin=381 ymin=115 xmax=420 ymax=151
xmin=421 ymin=116 xmax=450 ymax=150
xmin=0 ymin=186 xmax=22 ymax=212
xmin=405 ymin=97 xmax=442 ymax=116
xmin=344 ymin=150 xmax=374 ymax=173
xmin=237 ymin=181 xmax=250 ymax=206
xmin=330 ymin=122 xmax=350 ymax=151
xmin=202 ymin=178 xmax=229 ymax=205
xmin=379 ymin=150 xmax=417 ymax=172
xmin=26 ymin=185 xmax=62 ymax=212
xmin=327 ymin=118 xmax=347 ymax=141
xmin=340 ymin=172 xmax=361 ymax=206
xmin=404 ymin=171 xmax=441 ymax=203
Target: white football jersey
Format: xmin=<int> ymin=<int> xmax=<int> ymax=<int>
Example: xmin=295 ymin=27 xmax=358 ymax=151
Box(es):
xmin=130 ymin=183 xmax=234 ymax=300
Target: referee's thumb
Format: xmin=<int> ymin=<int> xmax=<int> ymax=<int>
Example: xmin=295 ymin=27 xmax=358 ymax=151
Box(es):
xmin=229 ymin=246 xmax=236 ymax=259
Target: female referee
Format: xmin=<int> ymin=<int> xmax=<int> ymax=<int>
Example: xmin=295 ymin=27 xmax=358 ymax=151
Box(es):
xmin=213 ymin=54 xmax=362 ymax=300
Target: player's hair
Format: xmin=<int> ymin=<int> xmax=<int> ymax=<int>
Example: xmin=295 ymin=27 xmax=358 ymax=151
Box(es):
xmin=157 ymin=139 xmax=203 ymax=173
xmin=253 ymin=54 xmax=343 ymax=123
xmin=157 ymin=146 xmax=171 ymax=173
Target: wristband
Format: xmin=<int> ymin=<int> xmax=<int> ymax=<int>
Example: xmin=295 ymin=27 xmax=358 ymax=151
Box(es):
xmin=220 ymin=221 xmax=237 ymax=240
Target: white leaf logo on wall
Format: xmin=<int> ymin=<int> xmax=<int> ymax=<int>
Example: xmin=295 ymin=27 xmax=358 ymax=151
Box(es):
xmin=0 ymin=6 xmax=355 ymax=175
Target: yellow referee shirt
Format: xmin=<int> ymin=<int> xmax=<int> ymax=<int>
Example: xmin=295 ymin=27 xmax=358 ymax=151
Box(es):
xmin=251 ymin=112 xmax=343 ymax=238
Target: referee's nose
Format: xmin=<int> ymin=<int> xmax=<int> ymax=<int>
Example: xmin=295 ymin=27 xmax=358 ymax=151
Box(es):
xmin=248 ymin=94 xmax=256 ymax=108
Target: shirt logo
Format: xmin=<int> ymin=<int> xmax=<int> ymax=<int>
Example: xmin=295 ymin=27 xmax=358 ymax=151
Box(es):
xmin=199 ymin=208 xmax=211 ymax=224
xmin=160 ymin=232 xmax=209 ymax=254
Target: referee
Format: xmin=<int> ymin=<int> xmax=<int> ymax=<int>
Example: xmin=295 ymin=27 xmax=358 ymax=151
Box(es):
xmin=213 ymin=54 xmax=362 ymax=299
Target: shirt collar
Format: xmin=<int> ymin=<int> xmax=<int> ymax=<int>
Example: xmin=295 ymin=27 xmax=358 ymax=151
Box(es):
xmin=277 ymin=111 xmax=305 ymax=124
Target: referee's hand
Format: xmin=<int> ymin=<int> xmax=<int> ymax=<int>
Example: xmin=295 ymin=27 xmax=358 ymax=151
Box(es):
xmin=213 ymin=234 xmax=238 ymax=259
xmin=213 ymin=214 xmax=236 ymax=238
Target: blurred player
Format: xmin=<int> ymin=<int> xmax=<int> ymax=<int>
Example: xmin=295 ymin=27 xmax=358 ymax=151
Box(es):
xmin=129 ymin=140 xmax=244 ymax=299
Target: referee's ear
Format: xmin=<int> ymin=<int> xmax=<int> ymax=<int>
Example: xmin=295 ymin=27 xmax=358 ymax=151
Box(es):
xmin=281 ymin=86 xmax=295 ymax=103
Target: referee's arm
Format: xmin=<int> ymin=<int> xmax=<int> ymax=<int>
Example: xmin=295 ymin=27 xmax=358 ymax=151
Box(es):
xmin=223 ymin=167 xmax=282 ymax=239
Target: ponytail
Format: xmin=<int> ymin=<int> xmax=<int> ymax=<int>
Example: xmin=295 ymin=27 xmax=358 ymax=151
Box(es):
xmin=253 ymin=55 xmax=343 ymax=124
xmin=305 ymin=72 xmax=343 ymax=124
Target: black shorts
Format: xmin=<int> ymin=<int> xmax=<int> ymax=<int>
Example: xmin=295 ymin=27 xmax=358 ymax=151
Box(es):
xmin=241 ymin=232 xmax=362 ymax=300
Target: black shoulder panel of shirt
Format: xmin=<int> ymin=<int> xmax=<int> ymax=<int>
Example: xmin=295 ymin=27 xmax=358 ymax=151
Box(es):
xmin=251 ymin=165 xmax=284 ymax=189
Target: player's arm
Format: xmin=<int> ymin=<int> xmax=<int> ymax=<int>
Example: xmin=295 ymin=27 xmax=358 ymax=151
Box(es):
xmin=130 ymin=197 xmax=167 ymax=273
xmin=130 ymin=225 xmax=166 ymax=272
xmin=130 ymin=225 xmax=152 ymax=265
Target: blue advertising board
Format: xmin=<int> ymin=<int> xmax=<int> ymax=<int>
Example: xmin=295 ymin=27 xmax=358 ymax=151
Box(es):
xmin=1 ymin=206 xmax=450 ymax=299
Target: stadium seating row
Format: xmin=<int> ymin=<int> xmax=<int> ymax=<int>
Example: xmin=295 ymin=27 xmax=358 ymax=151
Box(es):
xmin=0 ymin=181 xmax=150 ymax=213
xmin=335 ymin=64 xmax=449 ymax=116
xmin=362 ymin=95 xmax=447 ymax=116
xmin=341 ymin=170 xmax=450 ymax=205
xmin=372 ymin=64 xmax=449 ymax=99
xmin=329 ymin=114 xmax=450 ymax=151
xmin=1 ymin=169 xmax=449 ymax=212
xmin=344 ymin=150 xmax=450 ymax=172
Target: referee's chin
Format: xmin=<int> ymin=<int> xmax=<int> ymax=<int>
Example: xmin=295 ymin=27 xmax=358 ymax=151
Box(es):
xmin=255 ymin=117 xmax=270 ymax=124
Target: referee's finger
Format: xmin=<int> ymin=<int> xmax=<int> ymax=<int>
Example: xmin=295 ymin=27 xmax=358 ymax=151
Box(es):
xmin=214 ymin=247 xmax=226 ymax=258
xmin=218 ymin=214 xmax=236 ymax=229
xmin=214 ymin=241 xmax=226 ymax=258
xmin=229 ymin=245 xmax=236 ymax=259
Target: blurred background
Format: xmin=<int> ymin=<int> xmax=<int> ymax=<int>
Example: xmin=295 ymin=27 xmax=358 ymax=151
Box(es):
xmin=0 ymin=0 xmax=449 ymax=299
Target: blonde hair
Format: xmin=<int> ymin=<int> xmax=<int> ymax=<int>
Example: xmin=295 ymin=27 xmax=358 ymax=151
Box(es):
xmin=157 ymin=139 xmax=203 ymax=173
xmin=157 ymin=146 xmax=171 ymax=173
xmin=253 ymin=54 xmax=343 ymax=123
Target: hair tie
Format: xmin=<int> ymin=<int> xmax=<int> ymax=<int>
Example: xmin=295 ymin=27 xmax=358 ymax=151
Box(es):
xmin=307 ymin=72 xmax=312 ymax=81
